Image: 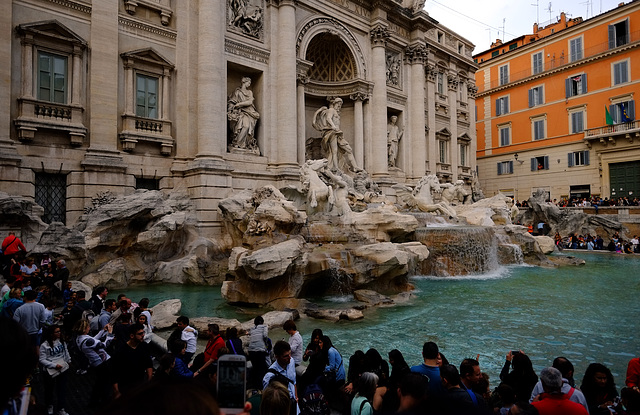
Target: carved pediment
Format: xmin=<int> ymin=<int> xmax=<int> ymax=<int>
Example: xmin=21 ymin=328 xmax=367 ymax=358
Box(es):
xmin=120 ymin=48 xmax=174 ymax=69
xmin=16 ymin=20 xmax=87 ymax=47
xmin=436 ymin=127 xmax=451 ymax=139
xmin=458 ymin=132 xmax=471 ymax=142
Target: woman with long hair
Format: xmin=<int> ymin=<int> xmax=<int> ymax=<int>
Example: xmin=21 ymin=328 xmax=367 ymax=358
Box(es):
xmin=499 ymin=350 xmax=538 ymax=402
xmin=299 ymin=328 xmax=325 ymax=395
xmin=581 ymin=362 xmax=619 ymax=415
xmin=383 ymin=349 xmax=411 ymax=413
xmin=320 ymin=335 xmax=346 ymax=409
xmin=39 ymin=325 xmax=71 ymax=415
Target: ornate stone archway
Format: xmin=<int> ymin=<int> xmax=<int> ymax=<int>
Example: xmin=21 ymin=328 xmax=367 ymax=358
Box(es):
xmin=296 ymin=17 xmax=367 ymax=79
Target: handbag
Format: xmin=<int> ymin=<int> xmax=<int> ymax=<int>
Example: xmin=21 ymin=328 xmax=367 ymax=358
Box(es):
xmin=45 ymin=360 xmax=69 ymax=378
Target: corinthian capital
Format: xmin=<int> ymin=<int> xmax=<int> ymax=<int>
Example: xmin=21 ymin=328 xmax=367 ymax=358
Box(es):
xmin=404 ymin=44 xmax=428 ymax=64
xmin=370 ymin=25 xmax=390 ymax=47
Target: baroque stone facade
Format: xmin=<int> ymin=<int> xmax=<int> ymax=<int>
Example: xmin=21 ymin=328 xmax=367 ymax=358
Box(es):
xmin=1 ymin=0 xmax=477 ymax=240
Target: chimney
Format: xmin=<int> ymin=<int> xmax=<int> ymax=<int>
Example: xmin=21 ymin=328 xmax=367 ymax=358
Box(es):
xmin=560 ymin=12 xmax=566 ymax=25
xmin=533 ymin=22 xmax=538 ymax=33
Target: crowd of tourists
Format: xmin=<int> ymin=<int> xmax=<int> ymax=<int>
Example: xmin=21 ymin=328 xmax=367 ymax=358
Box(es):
xmin=553 ymin=231 xmax=640 ymax=254
xmin=1 ymin=279 xmax=640 ymax=415
xmin=3 ymin=234 xmax=640 ymax=415
xmin=515 ymin=196 xmax=640 ymax=209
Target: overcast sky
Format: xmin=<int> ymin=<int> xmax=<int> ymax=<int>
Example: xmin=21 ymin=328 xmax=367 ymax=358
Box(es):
xmin=423 ymin=0 xmax=628 ymax=54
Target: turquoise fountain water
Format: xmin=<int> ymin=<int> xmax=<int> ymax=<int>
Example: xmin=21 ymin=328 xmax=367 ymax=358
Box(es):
xmin=124 ymin=252 xmax=639 ymax=385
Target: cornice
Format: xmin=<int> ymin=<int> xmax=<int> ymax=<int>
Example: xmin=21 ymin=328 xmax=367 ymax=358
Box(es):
xmin=42 ymin=0 xmax=91 ymax=14
xmin=225 ymin=38 xmax=271 ymax=64
xmin=477 ymin=41 xmax=640 ymax=98
xmin=118 ymin=15 xmax=177 ymax=40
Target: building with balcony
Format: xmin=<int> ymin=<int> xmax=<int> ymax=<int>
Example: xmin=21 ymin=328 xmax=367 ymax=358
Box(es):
xmin=0 ymin=0 xmax=477 ymax=237
xmin=474 ymin=1 xmax=640 ymax=204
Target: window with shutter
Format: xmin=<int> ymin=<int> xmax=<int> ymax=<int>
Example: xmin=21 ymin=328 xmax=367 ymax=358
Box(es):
xmin=570 ymin=37 xmax=583 ymax=62
xmin=613 ymin=61 xmax=629 ymax=85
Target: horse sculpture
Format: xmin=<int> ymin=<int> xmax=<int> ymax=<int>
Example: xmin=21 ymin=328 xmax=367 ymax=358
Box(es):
xmin=300 ymin=159 xmax=335 ymax=212
xmin=393 ymin=174 xmax=458 ymax=218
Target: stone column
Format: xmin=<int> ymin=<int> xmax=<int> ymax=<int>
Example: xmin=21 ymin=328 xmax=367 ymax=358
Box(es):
xmin=370 ymin=26 xmax=390 ymax=179
xmin=405 ymin=44 xmax=428 ymax=181
xmin=296 ymin=60 xmax=312 ymax=165
xmin=123 ymin=60 xmax=133 ymax=114
xmin=162 ymin=68 xmax=170 ymax=120
xmin=273 ymin=0 xmax=299 ymax=175
xmin=350 ymin=92 xmax=367 ymax=168
xmin=468 ymin=83 xmax=478 ymax=174
xmin=195 ymin=0 xmax=226 ymax=160
xmin=425 ymin=63 xmax=437 ymax=175
xmin=448 ymin=72 xmax=459 ymax=181
xmin=21 ymin=36 xmax=34 ymax=99
xmin=71 ymin=46 xmax=82 ymax=106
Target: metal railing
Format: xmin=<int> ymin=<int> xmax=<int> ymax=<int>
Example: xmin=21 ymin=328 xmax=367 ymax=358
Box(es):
xmin=584 ymin=120 xmax=640 ymax=138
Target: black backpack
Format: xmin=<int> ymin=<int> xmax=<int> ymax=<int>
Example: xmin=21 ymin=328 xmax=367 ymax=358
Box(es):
xmin=68 ymin=336 xmax=90 ymax=371
xmin=299 ymin=383 xmax=330 ymax=415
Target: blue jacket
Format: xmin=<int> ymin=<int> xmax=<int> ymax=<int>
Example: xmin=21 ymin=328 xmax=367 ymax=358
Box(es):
xmin=325 ymin=347 xmax=346 ymax=381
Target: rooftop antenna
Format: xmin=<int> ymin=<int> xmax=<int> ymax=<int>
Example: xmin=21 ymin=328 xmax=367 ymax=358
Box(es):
xmin=580 ymin=0 xmax=592 ymax=18
xmin=501 ymin=18 xmax=506 ymax=42
xmin=485 ymin=28 xmax=491 ymax=44
xmin=531 ymin=0 xmax=540 ymax=25
xmin=546 ymin=2 xmax=552 ymax=22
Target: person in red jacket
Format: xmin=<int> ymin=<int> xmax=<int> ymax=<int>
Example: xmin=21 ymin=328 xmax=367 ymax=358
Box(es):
xmin=627 ymin=357 xmax=640 ymax=390
xmin=1 ymin=232 xmax=27 ymax=276
xmin=194 ymin=323 xmax=227 ymax=376
xmin=533 ymin=367 xmax=588 ymax=415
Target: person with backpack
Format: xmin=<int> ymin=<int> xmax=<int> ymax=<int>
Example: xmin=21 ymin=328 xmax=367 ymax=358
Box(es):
xmin=351 ymin=372 xmax=377 ymax=415
xmin=39 ymin=325 xmax=71 ymax=415
xmin=263 ymin=340 xmax=298 ymax=415
xmin=72 ymin=319 xmax=115 ymax=407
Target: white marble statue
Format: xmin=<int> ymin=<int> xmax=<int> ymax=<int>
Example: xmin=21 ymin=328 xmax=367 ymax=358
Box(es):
xmin=440 ymin=180 xmax=471 ymax=205
xmin=312 ymin=97 xmax=362 ymax=173
xmin=387 ymin=115 xmax=403 ymax=167
xmin=229 ymin=0 xmax=263 ymax=38
xmin=227 ymin=77 xmax=260 ymax=153
xmin=393 ymin=174 xmax=457 ymax=218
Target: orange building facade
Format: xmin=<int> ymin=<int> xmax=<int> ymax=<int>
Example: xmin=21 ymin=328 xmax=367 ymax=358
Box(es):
xmin=474 ymin=1 xmax=640 ymax=204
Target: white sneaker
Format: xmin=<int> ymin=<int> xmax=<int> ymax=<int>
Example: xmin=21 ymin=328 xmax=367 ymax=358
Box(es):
xmin=47 ymin=406 xmax=54 ymax=415
xmin=57 ymin=409 xmax=69 ymax=415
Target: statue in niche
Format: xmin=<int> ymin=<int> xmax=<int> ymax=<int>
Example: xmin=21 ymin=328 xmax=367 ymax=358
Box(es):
xmin=312 ymin=97 xmax=362 ymax=173
xmin=227 ymin=77 xmax=260 ymax=154
xmin=440 ymin=180 xmax=472 ymax=205
xmin=386 ymin=53 xmax=401 ymax=86
xmin=229 ymin=0 xmax=263 ymax=38
xmin=387 ymin=115 xmax=403 ymax=168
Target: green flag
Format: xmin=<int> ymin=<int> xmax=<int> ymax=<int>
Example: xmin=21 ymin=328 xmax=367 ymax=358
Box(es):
xmin=605 ymin=106 xmax=613 ymax=125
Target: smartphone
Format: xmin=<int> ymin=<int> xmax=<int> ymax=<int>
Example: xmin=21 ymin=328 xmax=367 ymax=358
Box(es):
xmin=217 ymin=354 xmax=247 ymax=414
xmin=511 ymin=350 xmax=520 ymax=355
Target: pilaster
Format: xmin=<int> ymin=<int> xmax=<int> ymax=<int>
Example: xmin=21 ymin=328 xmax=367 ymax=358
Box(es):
xmin=405 ymin=44 xmax=428 ymax=181
xmin=272 ymin=0 xmax=299 ymax=174
xmin=370 ymin=25 xmax=390 ymax=179
xmin=425 ymin=63 xmax=437 ymax=175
